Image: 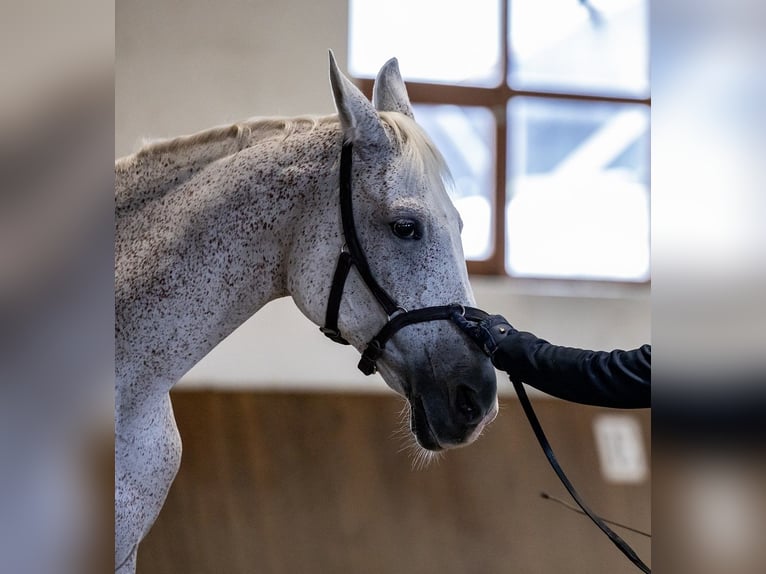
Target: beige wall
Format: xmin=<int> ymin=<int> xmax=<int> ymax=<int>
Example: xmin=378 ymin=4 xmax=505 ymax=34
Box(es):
xmin=139 ymin=391 xmax=651 ymax=574
xmin=117 ymin=0 xmax=348 ymax=158
xmin=116 ymin=0 xmax=650 ymax=393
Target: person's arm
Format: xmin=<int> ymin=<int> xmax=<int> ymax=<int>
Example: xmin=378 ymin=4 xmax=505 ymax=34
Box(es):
xmin=491 ymin=332 xmax=650 ymax=408
xmin=452 ymin=312 xmax=650 ymax=409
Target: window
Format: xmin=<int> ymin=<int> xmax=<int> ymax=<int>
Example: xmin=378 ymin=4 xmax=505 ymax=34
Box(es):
xmin=350 ymin=0 xmax=650 ymax=281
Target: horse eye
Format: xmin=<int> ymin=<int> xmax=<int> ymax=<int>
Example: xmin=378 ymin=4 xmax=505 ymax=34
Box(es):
xmin=390 ymin=219 xmax=421 ymax=240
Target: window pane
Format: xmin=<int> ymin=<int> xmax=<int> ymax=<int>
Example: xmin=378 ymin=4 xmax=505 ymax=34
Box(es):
xmin=509 ymin=0 xmax=649 ymax=97
xmin=413 ymin=104 xmax=495 ymax=260
xmin=349 ymin=0 xmax=502 ymax=87
xmin=507 ymin=98 xmax=650 ymax=281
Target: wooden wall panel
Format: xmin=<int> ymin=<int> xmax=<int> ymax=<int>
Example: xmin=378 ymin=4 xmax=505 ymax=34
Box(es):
xmin=137 ymin=391 xmax=650 ymax=574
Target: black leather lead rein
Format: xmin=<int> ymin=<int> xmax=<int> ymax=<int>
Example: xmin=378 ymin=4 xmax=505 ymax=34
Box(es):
xmin=513 ymin=380 xmax=651 ymax=573
xmin=320 ymin=142 xmax=488 ymax=375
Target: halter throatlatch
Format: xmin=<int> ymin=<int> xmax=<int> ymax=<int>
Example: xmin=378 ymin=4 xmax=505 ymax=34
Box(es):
xmin=320 ymin=142 xmax=488 ymax=375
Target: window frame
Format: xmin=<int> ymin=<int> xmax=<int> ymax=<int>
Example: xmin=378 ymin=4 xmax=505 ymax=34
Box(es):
xmin=354 ymin=1 xmax=651 ymax=280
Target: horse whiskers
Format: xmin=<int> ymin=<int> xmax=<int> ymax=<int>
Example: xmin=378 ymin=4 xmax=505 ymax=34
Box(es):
xmin=389 ymin=396 xmax=411 ymax=441
xmin=409 ymin=443 xmax=443 ymax=471
xmin=396 ymin=396 xmax=411 ymax=424
xmin=393 ymin=403 xmax=414 ymax=450
xmin=390 ymin=399 xmax=440 ymax=469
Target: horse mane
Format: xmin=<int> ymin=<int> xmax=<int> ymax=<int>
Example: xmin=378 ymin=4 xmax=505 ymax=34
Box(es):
xmin=116 ymin=116 xmax=335 ymax=167
xmin=115 ymin=116 xmax=335 ymax=210
xmin=115 ymin=111 xmax=450 ymax=211
xmin=378 ymin=111 xmax=452 ymax=187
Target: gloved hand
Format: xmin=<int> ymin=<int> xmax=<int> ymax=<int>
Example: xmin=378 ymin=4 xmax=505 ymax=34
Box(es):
xmin=451 ymin=312 xmax=516 ymax=356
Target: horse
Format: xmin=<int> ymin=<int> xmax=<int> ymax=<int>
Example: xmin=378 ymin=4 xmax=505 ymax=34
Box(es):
xmin=114 ymin=52 xmax=498 ymax=573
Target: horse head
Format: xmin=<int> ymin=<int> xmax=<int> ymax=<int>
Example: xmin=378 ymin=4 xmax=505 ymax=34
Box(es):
xmin=290 ymin=54 xmax=497 ymax=454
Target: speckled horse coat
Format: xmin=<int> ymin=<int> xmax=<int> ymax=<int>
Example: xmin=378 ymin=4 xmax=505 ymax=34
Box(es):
xmin=114 ymin=54 xmax=497 ymax=573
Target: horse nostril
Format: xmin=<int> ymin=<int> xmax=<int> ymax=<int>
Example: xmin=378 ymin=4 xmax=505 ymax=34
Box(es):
xmin=455 ymin=384 xmax=483 ymax=425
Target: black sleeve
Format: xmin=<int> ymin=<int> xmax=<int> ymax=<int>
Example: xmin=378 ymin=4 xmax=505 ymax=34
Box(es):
xmin=491 ymin=332 xmax=651 ymax=409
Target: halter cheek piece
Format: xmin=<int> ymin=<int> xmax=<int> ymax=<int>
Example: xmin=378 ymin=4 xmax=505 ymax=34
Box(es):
xmin=320 ymin=142 xmax=489 ymax=375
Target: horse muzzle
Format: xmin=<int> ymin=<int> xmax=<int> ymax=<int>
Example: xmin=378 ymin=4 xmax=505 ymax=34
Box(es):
xmin=408 ymin=377 xmax=498 ymax=451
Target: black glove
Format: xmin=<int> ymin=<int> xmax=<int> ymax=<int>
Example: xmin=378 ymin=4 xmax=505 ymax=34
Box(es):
xmin=451 ymin=312 xmax=516 ymax=356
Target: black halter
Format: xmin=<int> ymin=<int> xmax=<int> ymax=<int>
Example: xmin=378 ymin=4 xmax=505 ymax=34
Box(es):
xmin=320 ymin=142 xmax=488 ymax=375
xmin=321 ymin=141 xmax=650 ymax=573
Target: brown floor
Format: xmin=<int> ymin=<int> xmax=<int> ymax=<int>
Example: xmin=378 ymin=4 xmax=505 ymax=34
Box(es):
xmin=137 ymin=390 xmax=650 ymax=574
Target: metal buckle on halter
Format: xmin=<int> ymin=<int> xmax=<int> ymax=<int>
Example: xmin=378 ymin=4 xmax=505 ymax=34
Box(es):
xmin=449 ymin=303 xmax=466 ymax=317
xmin=387 ymin=306 xmax=408 ymax=320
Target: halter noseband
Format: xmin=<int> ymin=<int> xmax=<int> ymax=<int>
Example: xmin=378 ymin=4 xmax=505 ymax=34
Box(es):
xmin=320 ymin=142 xmax=488 ymax=375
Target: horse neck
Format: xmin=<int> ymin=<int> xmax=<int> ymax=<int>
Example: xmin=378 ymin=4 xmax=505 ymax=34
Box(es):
xmin=115 ymin=121 xmax=342 ymax=383
xmin=209 ymin=123 xmax=341 ymax=313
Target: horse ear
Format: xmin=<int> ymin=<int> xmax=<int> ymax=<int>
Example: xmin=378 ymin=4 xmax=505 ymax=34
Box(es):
xmin=373 ymin=58 xmax=414 ymax=119
xmin=328 ymin=51 xmax=387 ymax=146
